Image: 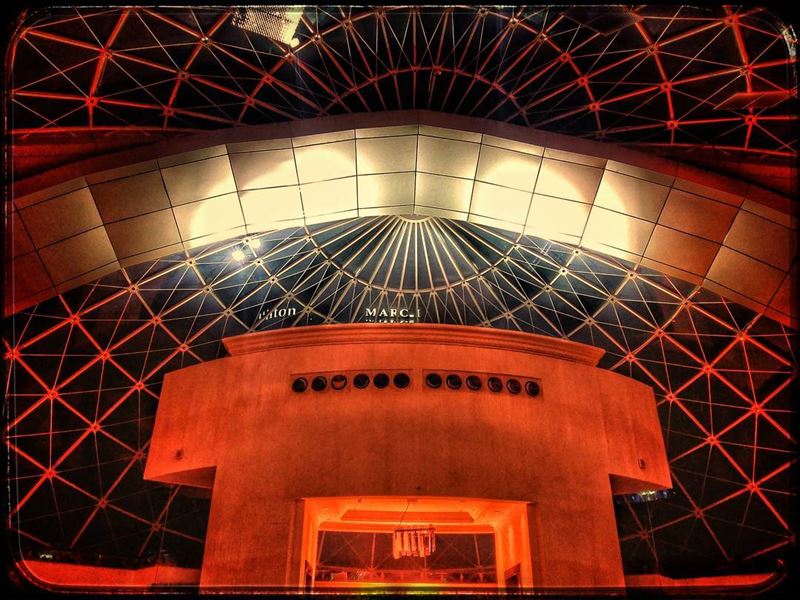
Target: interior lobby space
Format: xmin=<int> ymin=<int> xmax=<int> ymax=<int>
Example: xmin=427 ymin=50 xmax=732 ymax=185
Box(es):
xmin=3 ymin=5 xmax=797 ymax=597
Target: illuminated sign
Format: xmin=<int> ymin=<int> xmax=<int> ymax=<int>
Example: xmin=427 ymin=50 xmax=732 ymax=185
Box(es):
xmin=256 ymin=305 xmax=297 ymax=326
xmin=364 ymin=306 xmax=422 ymax=323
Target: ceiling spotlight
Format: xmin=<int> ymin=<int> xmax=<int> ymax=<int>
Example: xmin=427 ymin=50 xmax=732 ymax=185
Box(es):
xmin=231 ymin=249 xmax=246 ymax=261
xmin=231 ymin=7 xmax=303 ymax=46
xmin=247 ymin=238 xmax=262 ymax=250
xmin=290 ymin=37 xmax=300 ymax=48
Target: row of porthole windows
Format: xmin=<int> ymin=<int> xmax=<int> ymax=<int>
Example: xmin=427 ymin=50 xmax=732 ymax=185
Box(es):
xmin=425 ymin=373 xmax=540 ymax=397
xmin=292 ymin=372 xmax=410 ymax=393
xmin=290 ymin=372 xmax=540 ymax=397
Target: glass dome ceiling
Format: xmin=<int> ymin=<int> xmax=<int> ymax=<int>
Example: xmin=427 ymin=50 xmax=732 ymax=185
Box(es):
xmin=5 ymin=216 xmax=795 ymax=577
xmin=10 ymin=6 xmax=797 ymax=195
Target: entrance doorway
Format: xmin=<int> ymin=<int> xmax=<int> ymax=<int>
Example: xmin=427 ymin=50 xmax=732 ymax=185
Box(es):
xmin=315 ymin=530 xmax=496 ymax=586
xmin=299 ymin=496 xmax=534 ymax=590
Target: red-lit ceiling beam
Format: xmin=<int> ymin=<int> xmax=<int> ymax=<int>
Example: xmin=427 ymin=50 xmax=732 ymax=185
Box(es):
xmin=599 ymin=116 xmax=747 ymax=136
xmin=13 ymin=90 xmax=85 ymax=101
xmin=323 ymin=66 xmax=526 ymax=118
xmin=23 ymin=9 xmax=119 ymax=29
xmin=620 ymin=459 xmax=792 ymax=544
xmin=454 ymin=11 xmax=519 ymax=115
xmin=411 ymin=7 xmax=418 ymax=109
xmin=533 ymin=73 xmax=790 ymax=133
xmin=105 ymin=491 xmax=206 ymax=544
xmin=155 ymin=9 xmax=232 ymax=128
xmin=656 ymin=18 xmax=725 ymax=48
xmin=318 ymin=37 xmax=371 ymax=112
xmin=298 ymin=57 xmax=352 ymax=113
xmin=87 ymin=8 xmax=130 ymax=127
xmin=506 ymin=51 xmax=656 ymax=123
xmin=67 ymin=449 xmax=143 ymax=548
xmin=11 ymin=405 xmax=203 ymax=548
xmin=492 ymin=30 xmax=544 ymax=86
xmin=516 ymin=13 xmax=754 ymax=129
xmin=136 ymin=486 xmax=182 ymax=556
xmin=487 ymin=59 xmax=557 ymax=120
xmin=345 ymin=18 xmax=389 ymax=111
xmin=542 ymin=19 xmax=602 ymax=131
xmin=477 ymin=19 xmax=552 ymax=119
xmin=669 ymin=58 xmax=789 ymax=86
xmin=634 ymin=17 xmax=675 ymax=143
xmin=4 ymin=371 xmax=55 ymax=435
xmin=297 ymin=15 xmax=352 ymax=113
xmin=631 ymin=142 xmax=796 ymax=157
xmin=23 ymin=28 xmax=100 ymax=51
xmin=532 ymin=104 xmax=591 ymax=129
xmin=207 ymin=44 xmax=324 ymax=125
xmin=377 ymin=9 xmax=402 ymax=108
xmin=440 ymin=9 xmax=484 ymax=110
xmin=140 ymin=6 xmax=205 ymax=38
xmin=742 ymin=536 xmax=793 ymax=562
xmin=19 ymin=13 xmax=295 ymax=126
xmin=14 ymin=90 xmax=239 ymax=126
xmin=471 ymin=10 xmax=600 ymax=125
xmin=7 ymin=527 xmax=51 ymax=548
xmin=110 ymin=50 xmax=178 ymax=74
xmin=426 ymin=8 xmax=451 ymax=109
xmin=671 ymin=474 xmax=732 ymax=561
xmin=724 ymin=7 xmax=755 ymax=150
xmin=5 ymin=441 xmax=58 ymax=518
xmin=11 ymin=126 xmax=196 ymax=135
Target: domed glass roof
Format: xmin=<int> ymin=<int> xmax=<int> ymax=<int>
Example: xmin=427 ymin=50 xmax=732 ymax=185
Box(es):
xmin=6 ymin=216 xmax=795 ymax=576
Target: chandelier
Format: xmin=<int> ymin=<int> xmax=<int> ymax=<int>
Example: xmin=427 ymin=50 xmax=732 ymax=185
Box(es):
xmin=392 ymin=527 xmax=436 ymax=559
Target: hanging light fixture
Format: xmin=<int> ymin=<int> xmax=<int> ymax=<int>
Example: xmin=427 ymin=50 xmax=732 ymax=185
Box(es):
xmin=230 ymin=7 xmax=303 ymax=47
xmin=392 ymin=527 xmax=436 ymax=559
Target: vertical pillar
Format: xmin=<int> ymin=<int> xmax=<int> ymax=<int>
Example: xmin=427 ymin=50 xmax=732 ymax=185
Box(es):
xmin=200 ymin=492 xmax=303 ymax=589
xmin=493 ymin=504 xmax=534 ymax=588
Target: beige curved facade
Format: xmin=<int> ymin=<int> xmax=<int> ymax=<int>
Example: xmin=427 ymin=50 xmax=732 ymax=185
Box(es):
xmin=8 ymin=111 xmax=795 ymax=324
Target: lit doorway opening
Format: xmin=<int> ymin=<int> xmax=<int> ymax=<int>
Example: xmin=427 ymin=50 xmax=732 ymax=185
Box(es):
xmin=315 ymin=530 xmax=496 ymax=586
xmin=299 ymin=496 xmax=533 ymax=590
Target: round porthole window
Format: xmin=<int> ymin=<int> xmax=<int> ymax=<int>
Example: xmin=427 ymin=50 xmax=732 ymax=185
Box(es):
xmin=446 ymin=374 xmax=462 ymax=390
xmin=466 ymin=375 xmax=482 ymax=391
xmin=393 ymin=372 xmax=411 ymax=388
xmin=525 ymin=380 xmax=540 ymax=397
xmin=426 ymin=373 xmax=442 ymax=389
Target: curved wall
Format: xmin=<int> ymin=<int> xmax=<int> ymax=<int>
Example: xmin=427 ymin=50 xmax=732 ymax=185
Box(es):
xmin=7 ymin=111 xmax=796 ymax=325
xmin=143 ymin=324 xmax=670 ymax=589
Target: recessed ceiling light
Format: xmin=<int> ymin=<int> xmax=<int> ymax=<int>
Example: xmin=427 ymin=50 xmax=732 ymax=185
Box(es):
xmin=231 ymin=249 xmax=245 ymax=261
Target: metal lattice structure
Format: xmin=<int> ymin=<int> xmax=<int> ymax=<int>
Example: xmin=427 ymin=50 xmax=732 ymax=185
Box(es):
xmin=9 ymin=6 xmax=798 ymax=192
xmin=4 ymin=216 xmax=796 ymax=576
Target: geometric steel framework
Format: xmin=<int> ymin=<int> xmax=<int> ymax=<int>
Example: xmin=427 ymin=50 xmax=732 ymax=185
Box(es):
xmin=4 ymin=216 xmax=796 ymax=579
xmin=10 ymin=6 xmax=797 ymax=190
